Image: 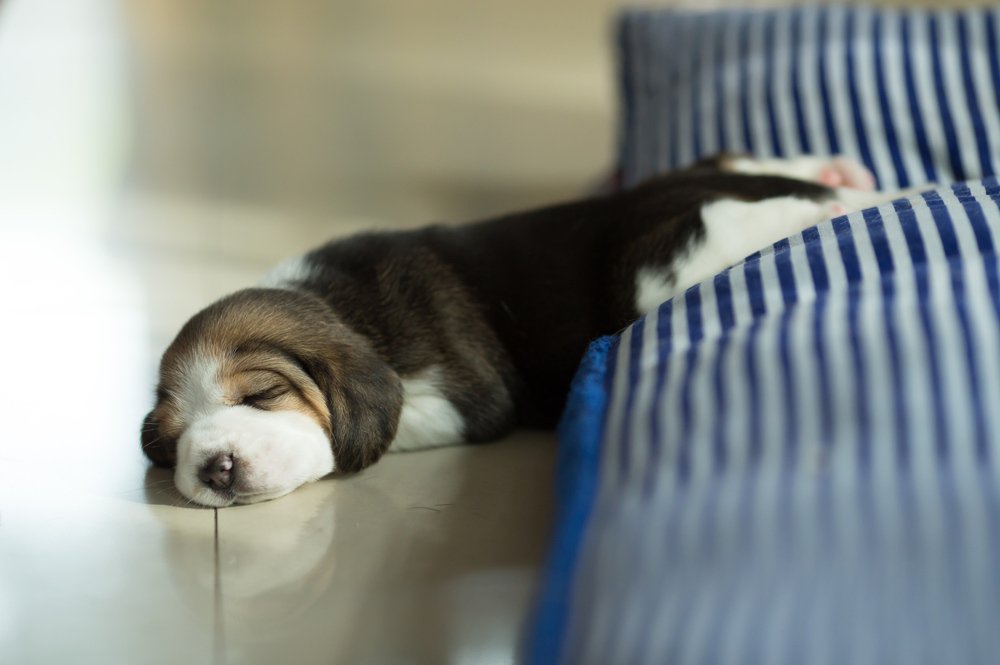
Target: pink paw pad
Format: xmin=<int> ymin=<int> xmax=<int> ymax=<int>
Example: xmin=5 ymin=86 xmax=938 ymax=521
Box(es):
xmin=818 ymin=169 xmax=845 ymax=187
xmin=828 ymin=202 xmax=848 ymax=217
xmin=818 ymin=157 xmax=876 ymax=191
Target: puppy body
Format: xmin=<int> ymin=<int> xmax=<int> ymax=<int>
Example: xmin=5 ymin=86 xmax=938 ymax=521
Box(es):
xmin=143 ymin=155 xmax=894 ymax=506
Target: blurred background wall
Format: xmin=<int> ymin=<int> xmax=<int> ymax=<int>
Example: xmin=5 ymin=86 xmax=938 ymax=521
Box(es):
xmin=121 ymin=1 xmax=614 ymax=224
xmin=1 ymin=0 xmax=992 ymax=231
xmin=0 ymin=0 xmax=992 ymax=405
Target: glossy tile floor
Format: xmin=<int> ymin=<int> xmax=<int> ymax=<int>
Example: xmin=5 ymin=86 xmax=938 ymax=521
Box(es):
xmin=0 ymin=169 xmax=559 ymax=663
xmin=0 ymin=1 xmax=568 ymax=663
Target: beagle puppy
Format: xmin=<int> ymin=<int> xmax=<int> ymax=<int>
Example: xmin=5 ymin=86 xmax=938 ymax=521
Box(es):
xmin=141 ymin=154 xmax=893 ymax=506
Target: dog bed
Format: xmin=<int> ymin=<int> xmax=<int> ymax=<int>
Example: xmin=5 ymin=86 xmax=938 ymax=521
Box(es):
xmin=528 ymin=7 xmax=1000 ymax=664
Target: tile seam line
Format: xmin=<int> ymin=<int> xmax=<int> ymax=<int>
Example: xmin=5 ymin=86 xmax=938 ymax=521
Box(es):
xmin=214 ymin=507 xmax=228 ymax=665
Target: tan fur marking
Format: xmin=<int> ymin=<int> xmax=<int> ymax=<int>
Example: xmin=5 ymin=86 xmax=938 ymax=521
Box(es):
xmin=222 ymin=351 xmax=332 ymax=438
xmin=153 ymin=294 xmax=341 ymax=446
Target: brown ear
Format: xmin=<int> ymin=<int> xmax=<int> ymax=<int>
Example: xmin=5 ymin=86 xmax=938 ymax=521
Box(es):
xmin=304 ymin=334 xmax=404 ymax=473
xmin=140 ymin=410 xmax=177 ymax=468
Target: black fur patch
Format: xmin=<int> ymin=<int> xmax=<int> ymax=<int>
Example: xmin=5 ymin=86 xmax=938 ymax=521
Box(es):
xmin=293 ymin=168 xmax=830 ymax=433
xmin=140 ymin=411 xmax=176 ymax=468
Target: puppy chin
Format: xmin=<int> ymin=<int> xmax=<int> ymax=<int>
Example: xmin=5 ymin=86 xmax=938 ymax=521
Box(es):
xmin=175 ymin=406 xmax=334 ymax=507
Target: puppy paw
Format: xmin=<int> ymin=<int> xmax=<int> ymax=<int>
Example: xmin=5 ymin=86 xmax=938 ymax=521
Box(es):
xmin=723 ymin=154 xmax=878 ymax=191
xmin=817 ymin=156 xmax=876 ymax=191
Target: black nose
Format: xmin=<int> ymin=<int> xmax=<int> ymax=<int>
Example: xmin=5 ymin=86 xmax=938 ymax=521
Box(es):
xmin=198 ymin=453 xmax=234 ymax=491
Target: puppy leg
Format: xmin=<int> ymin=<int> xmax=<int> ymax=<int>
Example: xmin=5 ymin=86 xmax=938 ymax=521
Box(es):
xmin=635 ymin=195 xmax=843 ymax=313
xmin=390 ymin=367 xmax=468 ymax=452
xmin=720 ymin=154 xmax=877 ymax=191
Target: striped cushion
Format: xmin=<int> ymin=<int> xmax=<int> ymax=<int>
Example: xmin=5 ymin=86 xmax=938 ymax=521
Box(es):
xmin=618 ymin=7 xmax=1000 ymax=189
xmin=529 ymin=179 xmax=1000 ymax=665
xmin=528 ymin=7 xmax=1000 ymax=665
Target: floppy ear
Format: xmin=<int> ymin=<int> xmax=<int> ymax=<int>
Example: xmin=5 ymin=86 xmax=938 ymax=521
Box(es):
xmin=140 ymin=410 xmax=177 ymax=468
xmin=305 ymin=334 xmax=404 ymax=473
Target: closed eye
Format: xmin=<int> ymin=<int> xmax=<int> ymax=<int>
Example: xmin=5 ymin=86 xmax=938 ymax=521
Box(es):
xmin=240 ymin=385 xmax=289 ymax=409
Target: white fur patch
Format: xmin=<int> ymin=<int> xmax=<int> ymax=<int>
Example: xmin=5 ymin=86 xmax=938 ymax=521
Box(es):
xmin=258 ymin=255 xmax=315 ymax=289
xmin=173 ymin=354 xmax=224 ymax=425
xmin=175 ymin=406 xmax=333 ymax=507
xmin=635 ymin=196 xmax=840 ymax=313
xmin=389 ymin=366 xmax=465 ymax=452
xmin=168 ymin=349 xmax=333 ymax=507
xmin=635 ymin=267 xmax=680 ymax=315
xmin=727 ymin=155 xmax=840 ymax=181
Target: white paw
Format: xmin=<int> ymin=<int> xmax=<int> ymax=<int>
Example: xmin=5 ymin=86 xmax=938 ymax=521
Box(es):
xmin=725 ymin=154 xmax=877 ymax=191
xmin=816 ymin=156 xmax=876 ymax=191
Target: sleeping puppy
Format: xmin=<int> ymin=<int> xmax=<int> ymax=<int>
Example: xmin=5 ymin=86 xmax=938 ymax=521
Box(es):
xmin=141 ymin=154 xmax=896 ymax=507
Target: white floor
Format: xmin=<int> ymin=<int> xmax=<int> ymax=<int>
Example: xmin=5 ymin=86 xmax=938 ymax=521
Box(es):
xmin=0 ymin=119 xmax=562 ymax=664
xmin=0 ymin=2 xmax=569 ymax=662
xmin=0 ymin=180 xmax=559 ymax=664
xmin=1 ymin=427 xmax=555 ymax=665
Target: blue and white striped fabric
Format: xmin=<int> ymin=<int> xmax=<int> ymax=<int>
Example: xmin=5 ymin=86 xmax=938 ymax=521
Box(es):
xmin=530 ymin=181 xmax=1000 ymax=664
xmin=619 ymin=6 xmax=1000 ymax=188
xmin=531 ymin=179 xmax=1000 ymax=665
xmin=528 ymin=6 xmax=1000 ymax=665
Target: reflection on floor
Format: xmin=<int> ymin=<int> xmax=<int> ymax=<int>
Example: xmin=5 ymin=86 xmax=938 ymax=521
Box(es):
xmin=3 ymin=419 xmax=554 ymax=665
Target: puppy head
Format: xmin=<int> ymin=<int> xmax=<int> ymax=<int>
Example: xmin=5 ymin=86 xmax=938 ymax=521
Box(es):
xmin=141 ymin=288 xmax=403 ymax=507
